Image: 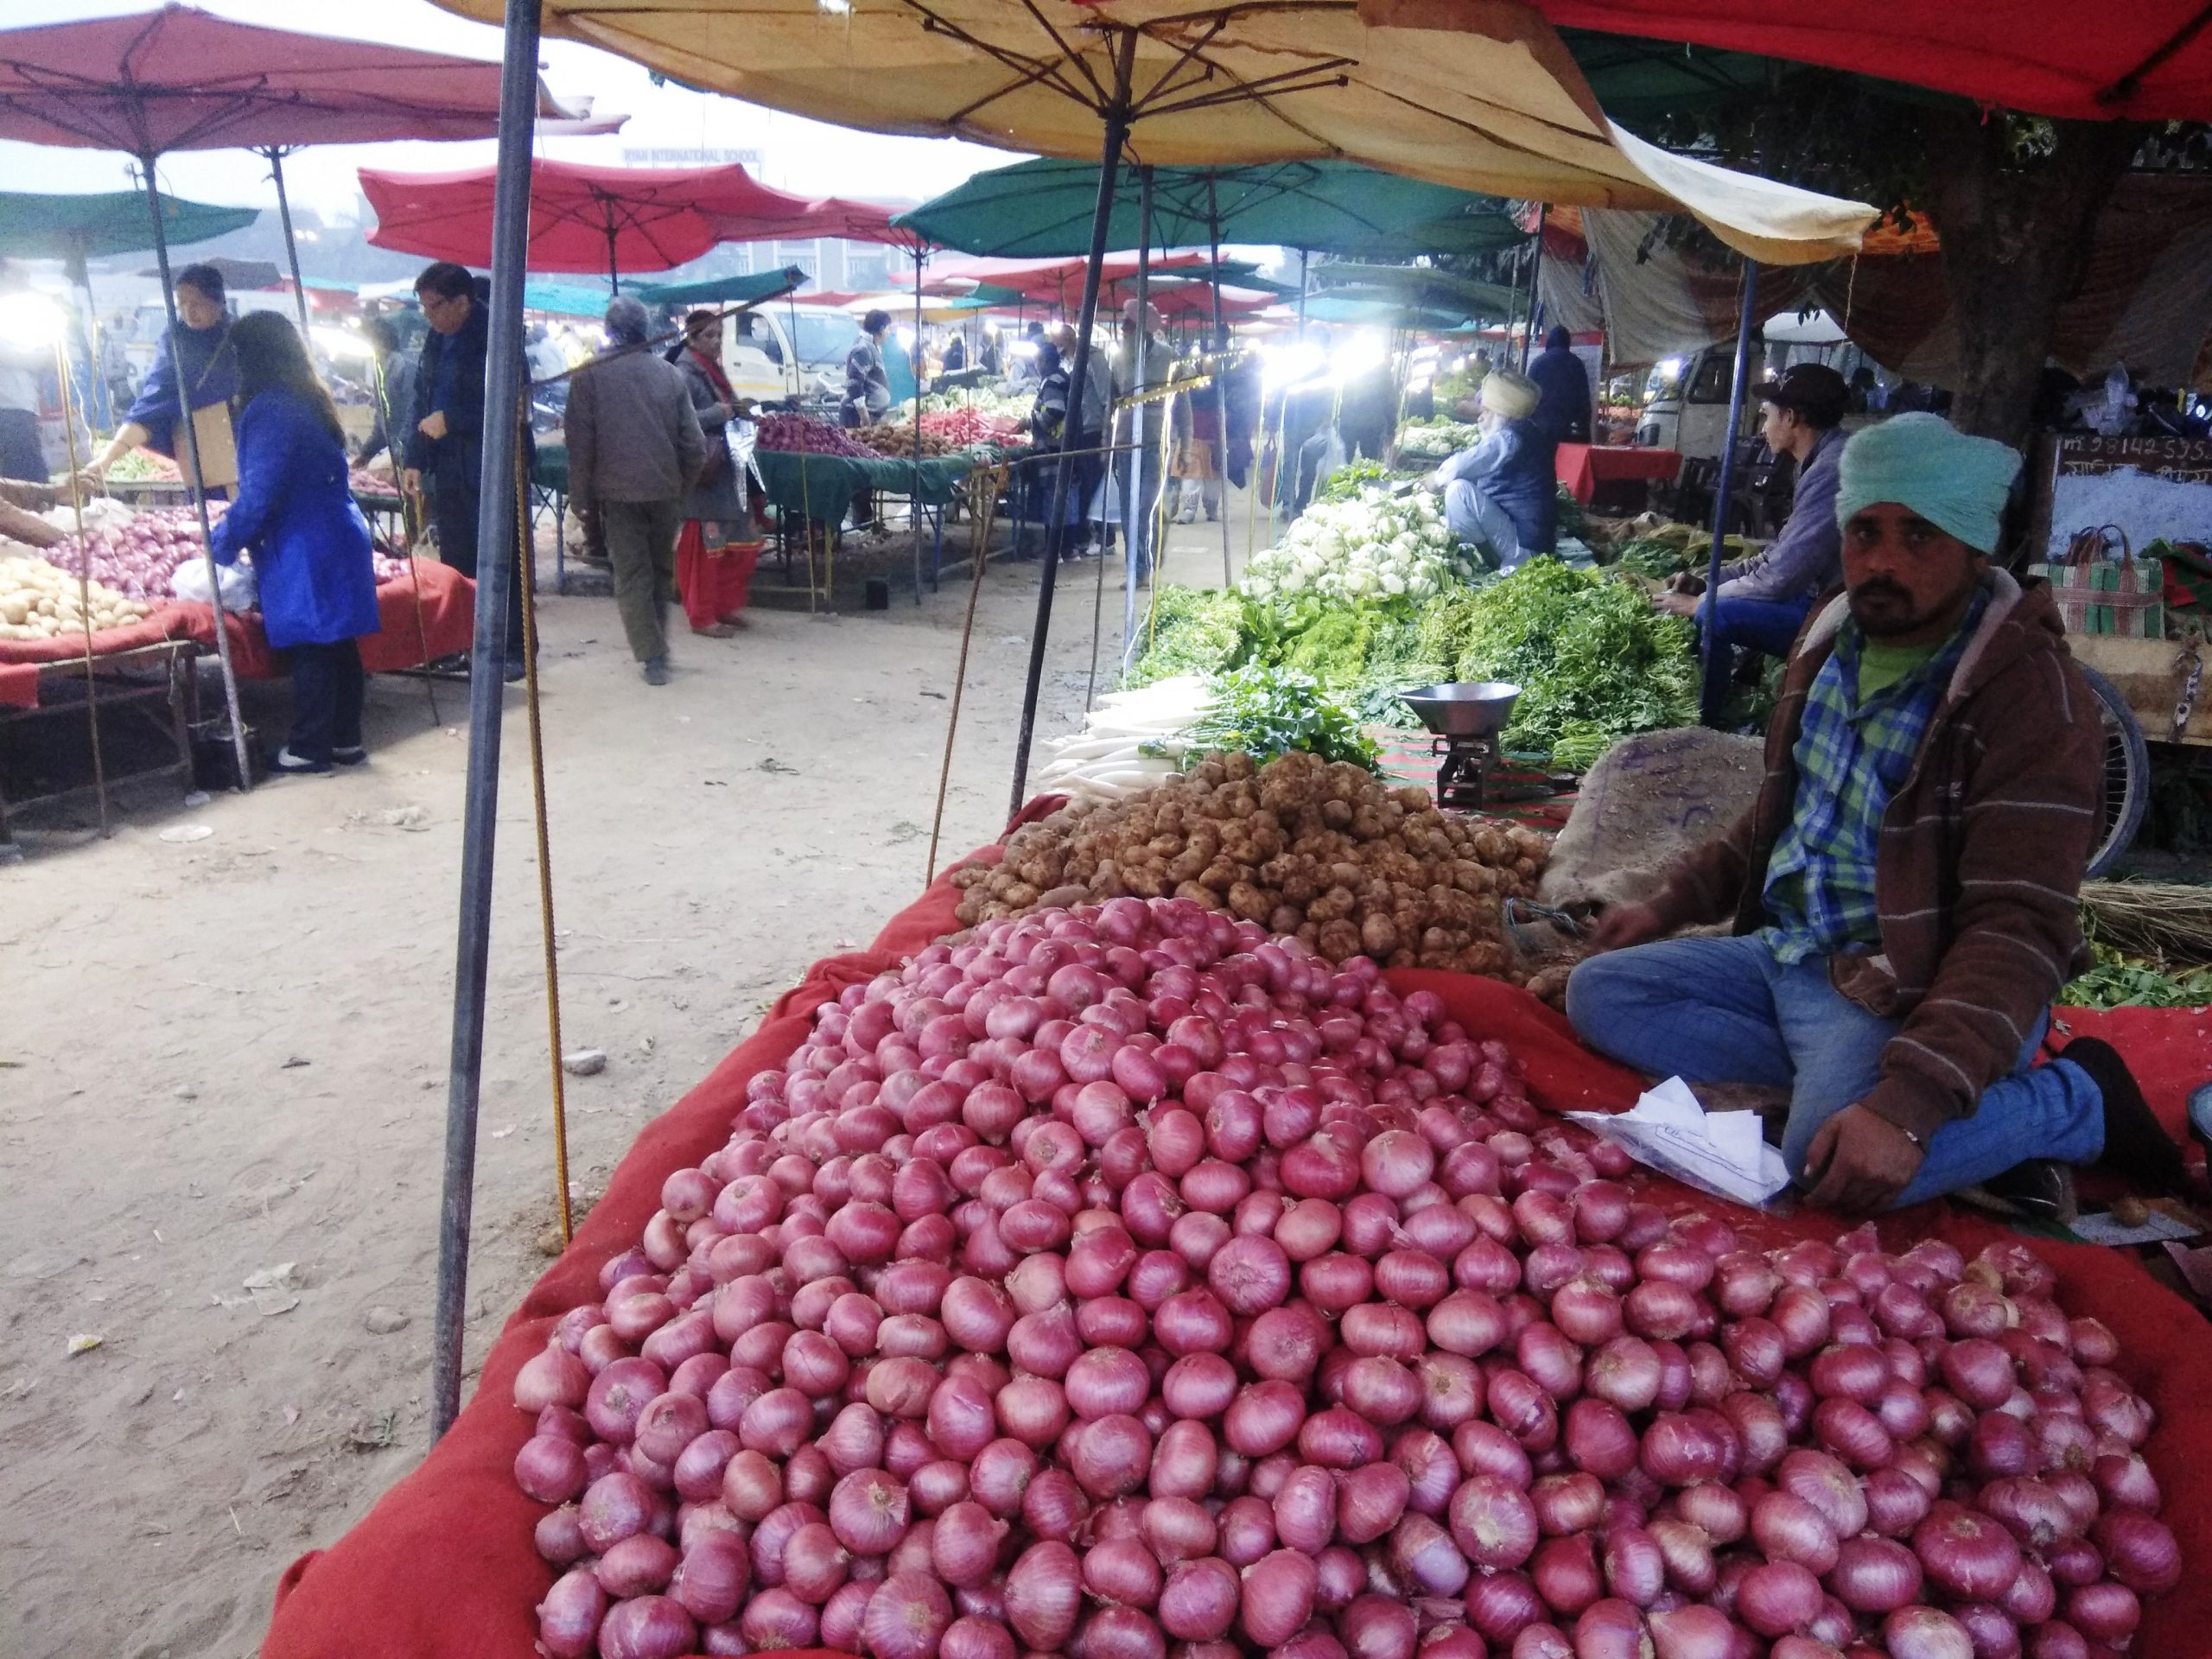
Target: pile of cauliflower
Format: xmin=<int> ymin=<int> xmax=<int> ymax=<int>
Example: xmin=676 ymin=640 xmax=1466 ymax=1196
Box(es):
xmin=1237 ymin=486 xmax=1480 ymax=608
xmin=952 ymin=750 xmax=1566 ymax=998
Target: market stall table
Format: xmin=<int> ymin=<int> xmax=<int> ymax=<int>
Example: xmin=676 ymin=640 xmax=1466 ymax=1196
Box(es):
xmin=753 ymin=446 xmax=982 ymax=593
xmin=165 ymin=557 xmax=475 ymax=680
xmin=1556 ymin=442 xmax=1681 ymax=507
xmin=0 ymin=636 xmax=197 ymax=849
xmin=258 ymin=815 xmax=2212 ymax=1659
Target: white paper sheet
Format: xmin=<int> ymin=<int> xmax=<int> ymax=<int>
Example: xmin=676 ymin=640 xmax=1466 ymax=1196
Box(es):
xmin=1567 ymin=1077 xmax=1793 ymax=1208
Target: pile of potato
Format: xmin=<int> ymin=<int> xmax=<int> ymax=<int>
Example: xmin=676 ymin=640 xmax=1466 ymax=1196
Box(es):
xmin=0 ymin=554 xmax=152 ymax=642
xmin=953 ymin=750 xmax=1567 ymax=995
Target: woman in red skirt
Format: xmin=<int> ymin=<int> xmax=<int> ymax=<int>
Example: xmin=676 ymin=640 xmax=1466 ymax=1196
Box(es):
xmin=671 ymin=308 xmax=761 ymax=639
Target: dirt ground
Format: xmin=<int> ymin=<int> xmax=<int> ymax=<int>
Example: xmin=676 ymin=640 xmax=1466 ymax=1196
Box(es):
xmin=0 ymin=501 xmax=1267 ymax=1659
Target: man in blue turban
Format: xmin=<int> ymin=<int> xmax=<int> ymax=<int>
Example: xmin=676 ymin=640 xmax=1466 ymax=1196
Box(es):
xmin=1564 ymin=414 xmax=2188 ymax=1220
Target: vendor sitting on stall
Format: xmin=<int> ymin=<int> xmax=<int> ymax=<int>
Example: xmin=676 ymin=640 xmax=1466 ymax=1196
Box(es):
xmin=1656 ymin=363 xmax=1851 ymax=658
xmin=85 ymin=261 xmax=236 ymax=491
xmin=1567 ymin=413 xmax=2186 ymax=1220
xmin=1424 ymin=369 xmax=1555 ymax=570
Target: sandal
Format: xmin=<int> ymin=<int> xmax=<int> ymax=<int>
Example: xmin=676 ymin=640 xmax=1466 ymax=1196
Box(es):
xmin=690 ymin=622 xmax=738 ymax=639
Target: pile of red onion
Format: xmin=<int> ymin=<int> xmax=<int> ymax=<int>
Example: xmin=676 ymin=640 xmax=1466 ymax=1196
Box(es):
xmin=40 ymin=505 xmax=222 ymax=601
xmin=508 ymin=897 xmax=2178 ymax=1659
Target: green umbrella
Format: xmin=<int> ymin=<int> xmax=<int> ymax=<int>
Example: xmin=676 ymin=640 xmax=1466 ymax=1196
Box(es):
xmin=632 ymin=265 xmax=808 ymax=308
xmin=893 ymin=156 xmax=1524 ymax=259
xmin=0 ymin=188 xmax=257 ymax=261
xmin=1300 ymin=290 xmax=1475 ymax=332
xmin=1311 ymin=263 xmax=1521 ymax=322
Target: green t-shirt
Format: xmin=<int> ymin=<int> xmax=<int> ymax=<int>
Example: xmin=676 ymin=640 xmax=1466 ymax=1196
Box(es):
xmin=1856 ymin=636 xmax=1946 ymax=699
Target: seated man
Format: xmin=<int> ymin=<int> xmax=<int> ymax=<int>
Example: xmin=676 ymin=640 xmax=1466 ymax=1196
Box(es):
xmin=1426 ymin=370 xmax=1555 ymax=570
xmin=1657 ymin=363 xmax=1851 ymax=658
xmin=1567 ymin=413 xmax=2183 ymax=1218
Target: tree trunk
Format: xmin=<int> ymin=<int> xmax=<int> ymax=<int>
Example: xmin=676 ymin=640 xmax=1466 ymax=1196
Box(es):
xmin=1923 ymin=111 xmax=2137 ymax=445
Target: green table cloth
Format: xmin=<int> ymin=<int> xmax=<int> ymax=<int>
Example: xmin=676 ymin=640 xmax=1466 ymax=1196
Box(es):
xmin=753 ymin=448 xmax=979 ymax=524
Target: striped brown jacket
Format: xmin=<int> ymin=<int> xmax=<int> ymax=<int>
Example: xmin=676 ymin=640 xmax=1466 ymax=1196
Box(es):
xmin=1644 ymin=573 xmax=2103 ymax=1143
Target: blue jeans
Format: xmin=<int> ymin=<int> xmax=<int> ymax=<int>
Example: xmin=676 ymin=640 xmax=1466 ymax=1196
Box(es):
xmin=1565 ymin=933 xmax=2103 ymax=1208
xmin=1442 ymin=480 xmax=1526 ymax=570
xmin=1699 ymin=593 xmax=1814 ymax=660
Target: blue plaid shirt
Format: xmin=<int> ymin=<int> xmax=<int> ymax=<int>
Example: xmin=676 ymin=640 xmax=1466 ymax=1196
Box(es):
xmin=1761 ymin=590 xmax=1987 ymax=963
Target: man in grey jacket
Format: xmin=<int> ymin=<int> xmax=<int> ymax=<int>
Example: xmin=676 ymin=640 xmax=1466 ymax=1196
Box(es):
xmin=566 ymin=296 xmax=706 ymax=684
xmin=1660 ymin=363 xmax=1851 ymax=660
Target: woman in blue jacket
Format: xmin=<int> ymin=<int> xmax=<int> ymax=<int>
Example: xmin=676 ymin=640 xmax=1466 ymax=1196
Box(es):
xmin=213 ymin=313 xmax=380 ymax=775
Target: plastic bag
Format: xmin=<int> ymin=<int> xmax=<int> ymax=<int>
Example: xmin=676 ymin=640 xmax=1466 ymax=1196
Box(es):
xmin=171 ymin=552 xmax=257 ymax=610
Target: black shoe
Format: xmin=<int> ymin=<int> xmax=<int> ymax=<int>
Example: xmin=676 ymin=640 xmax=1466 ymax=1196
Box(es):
xmin=504 ymin=660 xmax=526 ymax=683
xmin=1968 ymin=1160 xmax=2077 ymax=1224
xmin=2065 ymin=1037 xmax=2190 ymax=1195
xmin=269 ymin=746 xmax=330 ymax=776
xmin=332 ymin=745 xmax=368 ymax=767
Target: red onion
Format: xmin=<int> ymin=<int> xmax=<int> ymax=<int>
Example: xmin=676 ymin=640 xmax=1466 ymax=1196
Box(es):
xmin=1159 ymin=1556 xmax=1239 ymax=1640
xmin=537 ymin=1567 xmax=607 ymax=1657
xmin=1883 ymin=1606 xmax=1974 ymax=1659
xmin=1737 ymin=1560 xmax=1821 ymax=1638
xmin=1530 ymin=1533 xmax=1602 ymax=1619
xmin=2092 ymin=1508 xmax=2182 ymax=1593
xmin=1341 ymin=1592 xmax=1418 ymax=1659
xmin=599 ymin=1594 xmax=698 ymax=1659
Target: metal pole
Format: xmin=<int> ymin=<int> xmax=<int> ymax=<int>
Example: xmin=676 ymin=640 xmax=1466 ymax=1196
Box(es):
xmin=137 ymin=154 xmax=252 ymax=792
xmin=1007 ymin=29 xmax=1136 ymax=818
xmin=1518 ymin=206 xmax=1548 ymax=371
xmin=432 ymin=0 xmax=542 ymax=1440
xmin=1205 ymin=175 xmax=1232 ymax=589
xmin=265 ymin=149 xmax=313 ymax=337
xmin=912 ymin=244 xmax=925 ymax=603
xmin=1698 ymin=259 xmax=1761 ymax=728
xmin=1122 ymin=165 xmax=1153 ymax=677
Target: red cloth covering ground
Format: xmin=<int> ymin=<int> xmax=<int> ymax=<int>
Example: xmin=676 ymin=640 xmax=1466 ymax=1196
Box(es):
xmin=0 ymin=604 xmax=192 ymax=709
xmin=675 ymin=524 xmax=764 ymax=631
xmin=1555 ymin=442 xmax=1681 ymax=505
xmin=260 ymin=844 xmax=2212 ymax=1658
xmin=167 ymin=558 xmax=475 ymax=679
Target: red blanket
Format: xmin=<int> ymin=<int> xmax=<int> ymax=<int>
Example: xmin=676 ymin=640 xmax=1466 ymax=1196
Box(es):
xmin=260 ymin=853 xmax=2212 ymax=1658
xmin=167 ymin=558 xmax=476 ymax=679
xmin=0 ymin=605 xmax=192 ymax=709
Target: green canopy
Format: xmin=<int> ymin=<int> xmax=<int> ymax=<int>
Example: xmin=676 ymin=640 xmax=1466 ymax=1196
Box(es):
xmin=1300 ymin=291 xmax=1476 ymax=332
xmin=894 ymin=157 xmax=1525 ymax=259
xmin=633 ymin=265 xmax=808 ymax=308
xmin=523 ymin=281 xmax=624 ymax=319
xmin=0 ymin=188 xmax=257 ymax=262
xmin=1313 ymin=263 xmax=1521 ymax=322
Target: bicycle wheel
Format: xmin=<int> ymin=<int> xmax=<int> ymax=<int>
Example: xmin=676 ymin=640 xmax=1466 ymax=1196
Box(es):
xmin=2082 ymin=664 xmax=2150 ymax=878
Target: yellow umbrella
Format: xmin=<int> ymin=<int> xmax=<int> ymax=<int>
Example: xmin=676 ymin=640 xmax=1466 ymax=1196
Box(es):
xmin=429 ymin=0 xmax=1872 ymax=264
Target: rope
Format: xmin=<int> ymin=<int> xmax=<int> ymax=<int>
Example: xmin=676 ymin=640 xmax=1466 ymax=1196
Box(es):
xmin=514 ymin=412 xmax=573 ymax=1246
xmin=926 ymin=464 xmax=1003 ymax=885
xmin=52 ymin=342 xmax=108 ymax=836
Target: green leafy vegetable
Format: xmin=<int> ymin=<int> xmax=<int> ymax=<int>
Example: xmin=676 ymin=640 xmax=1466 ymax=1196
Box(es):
xmin=1446 ymin=558 xmax=1700 ymax=752
xmin=1179 ymin=665 xmax=1379 ymax=772
xmin=2060 ymin=944 xmax=2212 ymax=1009
xmin=1317 ymin=460 xmax=1390 ymax=502
xmin=1126 ymin=587 xmax=1249 ymax=687
xmin=1616 ymin=537 xmax=1688 ymax=579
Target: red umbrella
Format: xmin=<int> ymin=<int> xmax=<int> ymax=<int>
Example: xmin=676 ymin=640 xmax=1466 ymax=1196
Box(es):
xmin=363 ymin=159 xmax=912 ymax=282
xmin=0 ymin=3 xmax=592 ymax=150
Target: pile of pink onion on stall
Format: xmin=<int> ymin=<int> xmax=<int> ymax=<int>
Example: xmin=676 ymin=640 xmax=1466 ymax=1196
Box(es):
xmin=507 ymin=897 xmax=2179 ymax=1659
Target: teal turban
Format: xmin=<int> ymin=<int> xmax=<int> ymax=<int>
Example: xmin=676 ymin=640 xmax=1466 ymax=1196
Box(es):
xmin=1834 ymin=412 xmax=2022 ymax=554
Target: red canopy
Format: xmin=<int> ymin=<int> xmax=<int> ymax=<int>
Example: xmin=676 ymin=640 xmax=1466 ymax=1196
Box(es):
xmin=0 ymin=4 xmax=589 ymax=154
xmin=1539 ymin=2 xmax=2212 ymax=123
xmin=362 ymin=160 xmax=911 ymax=276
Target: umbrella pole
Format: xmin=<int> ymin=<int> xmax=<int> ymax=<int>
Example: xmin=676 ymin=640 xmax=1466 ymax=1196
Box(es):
xmin=137 ymin=154 xmax=252 ymax=795
xmin=1093 ymin=162 xmax=1149 ymax=709
xmin=1206 ymin=175 xmax=1230 ymax=589
xmin=432 ymin=0 xmax=543 ymax=1440
xmin=1519 ymin=204 xmax=1548 ymax=372
xmin=1123 ymin=168 xmax=1154 ymax=679
xmin=1007 ymin=28 xmax=1135 ymax=819
xmin=912 ymin=244 xmax=925 ymax=604
xmin=264 ymin=149 xmax=312 ymax=338
xmin=1698 ymin=259 xmax=1760 ymax=729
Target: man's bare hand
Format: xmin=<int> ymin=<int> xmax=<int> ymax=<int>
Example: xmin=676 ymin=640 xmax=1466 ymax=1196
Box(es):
xmin=402 ymin=469 xmax=423 ymax=499
xmin=1585 ymin=901 xmax=1665 ymax=954
xmin=1802 ymin=1103 xmax=1923 ymax=1217
xmin=417 ymin=410 xmax=448 ymax=442
xmin=1654 ymin=591 xmax=1701 ymax=618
